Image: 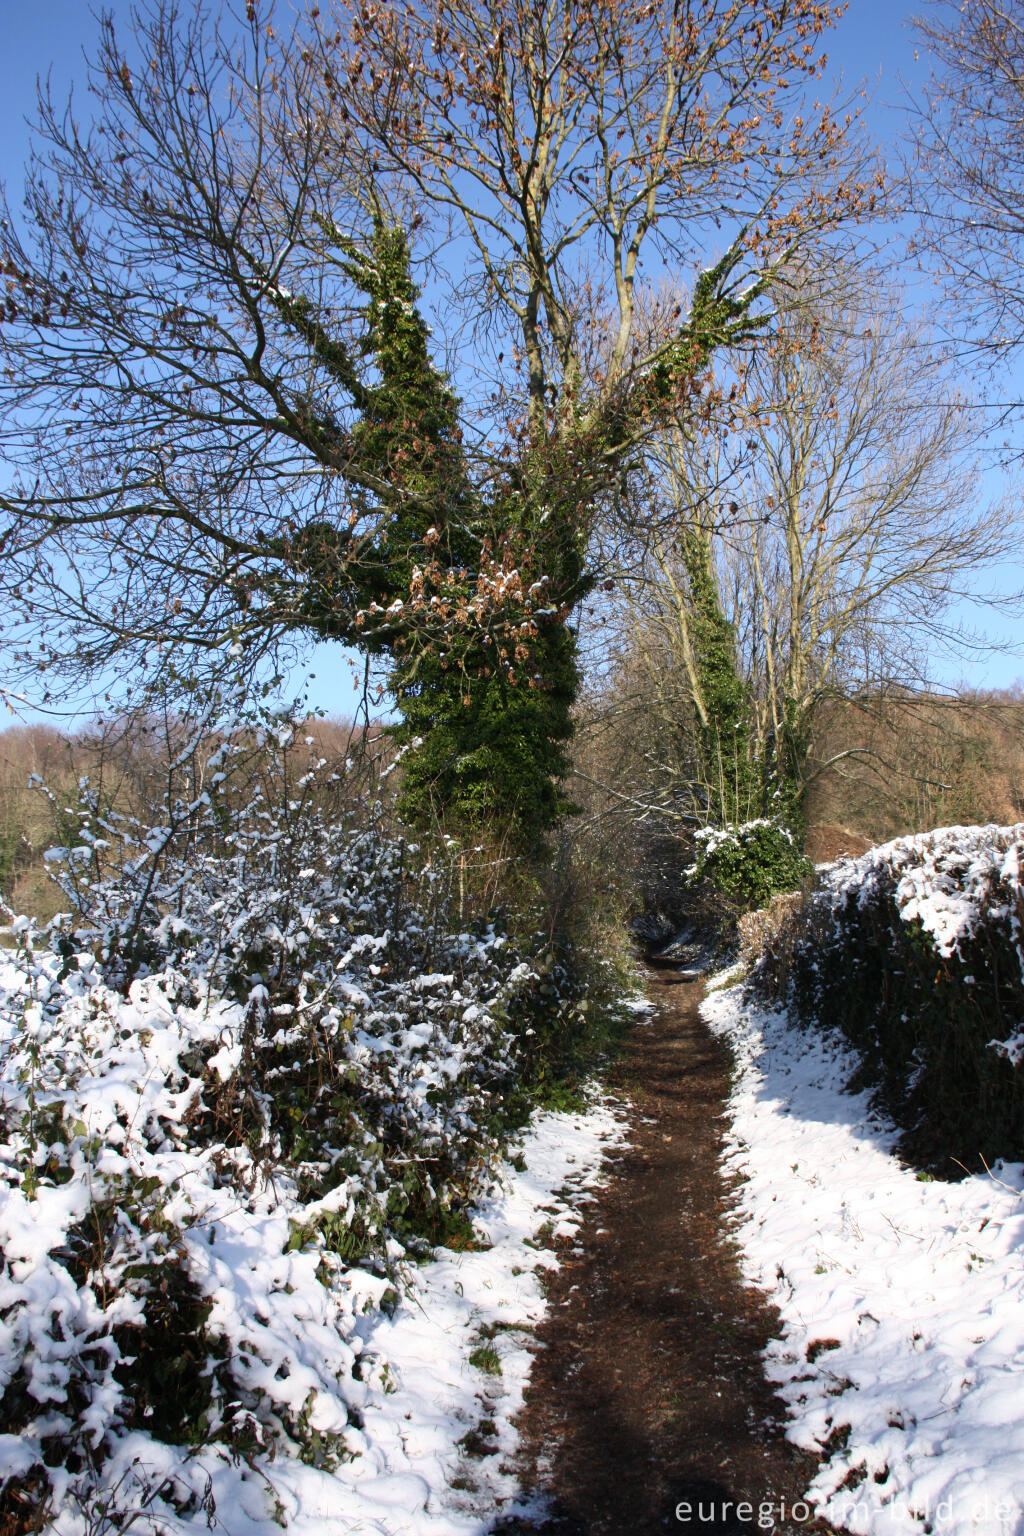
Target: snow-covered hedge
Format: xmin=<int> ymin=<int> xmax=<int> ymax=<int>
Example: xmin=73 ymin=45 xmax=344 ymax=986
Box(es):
xmin=0 ymin=718 xmax=633 ymax=1530
xmin=703 ymin=980 xmax=1024 ymax=1535
xmin=0 ymin=897 xmax=534 ymax=1522
xmin=751 ymin=824 xmax=1024 ymax=1170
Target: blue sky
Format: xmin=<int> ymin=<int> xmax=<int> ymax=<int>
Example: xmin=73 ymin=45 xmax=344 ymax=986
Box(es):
xmin=1 ymin=1 xmax=1021 ymax=719
xmin=0 ymin=2 xmax=928 ymax=173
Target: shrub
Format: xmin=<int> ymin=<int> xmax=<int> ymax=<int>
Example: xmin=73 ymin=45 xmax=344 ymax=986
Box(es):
xmin=686 ymin=818 xmax=812 ymax=912
xmin=0 ymin=866 xmax=526 ymax=1523
xmin=0 ymin=697 xmax=638 ymax=1529
xmin=751 ymin=823 xmax=1024 ymax=1171
xmin=736 ymin=889 xmax=804 ymax=963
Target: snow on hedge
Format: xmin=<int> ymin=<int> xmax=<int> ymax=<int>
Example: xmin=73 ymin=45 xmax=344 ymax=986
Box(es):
xmin=685 ymin=818 xmax=812 ymax=910
xmin=0 ymin=934 xmax=625 ymax=1533
xmin=703 ymin=978 xmax=1024 ymax=1536
xmin=0 ymin=708 xmax=642 ymax=1531
xmin=751 ymin=823 xmax=1024 ymax=1169
xmin=816 ymin=822 xmax=1024 ymax=966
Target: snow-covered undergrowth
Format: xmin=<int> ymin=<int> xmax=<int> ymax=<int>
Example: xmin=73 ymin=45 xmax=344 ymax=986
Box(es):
xmin=0 ymin=926 xmax=627 ymax=1534
xmin=703 ymin=981 xmax=1024 ymax=1536
xmin=753 ymin=824 xmax=1024 ymax=1168
xmin=0 ymin=718 xmax=636 ymax=1532
xmin=801 ymin=822 xmax=1024 ymax=962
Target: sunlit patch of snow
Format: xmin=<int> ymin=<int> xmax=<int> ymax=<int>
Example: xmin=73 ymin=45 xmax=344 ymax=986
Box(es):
xmin=819 ymin=823 xmax=1024 ymax=965
xmin=197 ymin=1096 xmax=625 ymax=1536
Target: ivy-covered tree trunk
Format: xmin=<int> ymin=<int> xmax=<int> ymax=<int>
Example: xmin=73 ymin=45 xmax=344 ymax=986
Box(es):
xmin=390 ymin=467 xmax=591 ymax=848
xmin=391 ymin=625 xmax=580 ymax=843
xmin=675 ymin=525 xmax=761 ymax=827
xmin=673 ymin=522 xmax=811 ymax=839
xmin=273 ymin=219 xmax=587 ymax=853
xmin=766 ymin=697 xmax=810 ymax=839
xmin=270 ymin=220 xmax=774 ymax=856
xmin=363 ymin=237 xmax=590 ymax=850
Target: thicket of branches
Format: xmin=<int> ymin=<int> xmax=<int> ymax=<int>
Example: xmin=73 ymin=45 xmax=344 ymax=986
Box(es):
xmin=572 ymin=263 xmax=1022 ymax=906
xmin=6 ymin=3 xmax=1024 ymax=1526
xmin=908 ymin=0 xmax=1024 ymax=379
xmin=0 ymin=0 xmax=878 ymax=852
xmin=1 ymin=0 xmax=1021 ymax=892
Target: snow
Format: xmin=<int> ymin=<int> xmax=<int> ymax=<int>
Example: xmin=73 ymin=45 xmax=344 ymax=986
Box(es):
xmin=816 ymin=822 xmax=1024 ymax=964
xmin=335 ymin=1102 xmax=625 ymax=1534
xmin=703 ymin=981 xmax=1024 ymax=1536
xmin=692 ymin=818 xmax=793 ymax=858
xmin=621 ymin=994 xmax=657 ymax=1016
xmin=166 ymin=1096 xmax=624 ymax=1536
xmin=1 ymin=714 xmax=646 ymax=1532
xmin=0 ymin=940 xmax=626 ymax=1534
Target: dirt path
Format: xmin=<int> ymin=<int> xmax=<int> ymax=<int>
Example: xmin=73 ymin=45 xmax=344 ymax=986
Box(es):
xmin=497 ymin=963 xmax=832 ymax=1536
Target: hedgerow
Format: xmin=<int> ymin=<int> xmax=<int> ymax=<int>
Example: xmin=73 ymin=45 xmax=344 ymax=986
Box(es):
xmin=751 ymin=823 xmax=1024 ymax=1171
xmin=0 ymin=707 xmax=635 ymax=1532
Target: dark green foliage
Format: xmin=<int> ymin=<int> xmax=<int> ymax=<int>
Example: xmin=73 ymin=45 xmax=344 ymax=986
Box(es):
xmin=688 ymin=819 xmax=813 ymax=911
xmin=266 ymin=217 xmax=475 ymax=642
xmin=391 ymin=622 xmax=580 ymax=848
xmin=500 ymin=932 xmax=637 ymax=1118
xmin=111 ymin=1257 xmax=226 ymax=1447
xmin=266 ymin=219 xmax=773 ymax=854
xmin=674 ymin=521 xmax=810 ymax=842
xmin=676 ymin=526 xmax=762 ymax=828
xmin=272 ymin=219 xmax=584 ymax=851
xmin=752 ymin=841 xmax=1024 ymax=1172
xmin=340 ymin=220 xmax=477 ymax=604
xmin=650 ymin=254 xmax=770 ymax=406
xmin=468 ymin=1343 xmax=502 ymax=1376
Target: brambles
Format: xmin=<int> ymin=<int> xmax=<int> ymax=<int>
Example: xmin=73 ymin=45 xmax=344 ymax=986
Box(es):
xmin=0 ymin=690 xmax=639 ymax=1529
xmin=0 ymin=0 xmax=878 ymax=852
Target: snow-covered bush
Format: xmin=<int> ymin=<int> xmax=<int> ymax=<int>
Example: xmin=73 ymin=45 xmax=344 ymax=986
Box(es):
xmin=751 ymin=823 xmax=1024 ymax=1169
xmin=0 ymin=913 xmax=536 ymax=1529
xmin=0 ymin=708 xmax=620 ymax=1530
xmin=686 ymin=818 xmax=812 ymax=911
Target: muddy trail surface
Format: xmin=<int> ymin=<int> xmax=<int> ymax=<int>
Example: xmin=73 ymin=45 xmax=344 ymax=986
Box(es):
xmin=496 ymin=963 xmax=834 ymax=1536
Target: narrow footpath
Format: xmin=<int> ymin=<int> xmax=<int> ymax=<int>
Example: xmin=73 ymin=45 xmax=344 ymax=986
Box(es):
xmin=497 ymin=963 xmax=835 ymax=1536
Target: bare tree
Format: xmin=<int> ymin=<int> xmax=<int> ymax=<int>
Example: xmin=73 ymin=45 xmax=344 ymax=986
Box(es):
xmin=0 ymin=0 xmax=878 ymax=710
xmin=321 ymin=0 xmax=877 ymax=442
xmin=807 ymin=688 xmax=1024 ymax=841
xmin=907 ymin=1 xmax=1024 ymax=372
xmin=594 ymin=267 xmax=1021 ymax=827
xmin=0 ymin=3 xmax=433 ymax=699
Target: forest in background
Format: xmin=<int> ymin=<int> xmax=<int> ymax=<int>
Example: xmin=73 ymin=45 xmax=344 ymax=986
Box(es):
xmin=5 ymin=678 xmax=1024 ymax=930
xmin=3 ymin=0 xmax=1020 ymax=890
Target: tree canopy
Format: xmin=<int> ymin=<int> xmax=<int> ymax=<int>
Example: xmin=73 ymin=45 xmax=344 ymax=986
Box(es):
xmin=0 ymin=0 xmax=878 ymax=845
